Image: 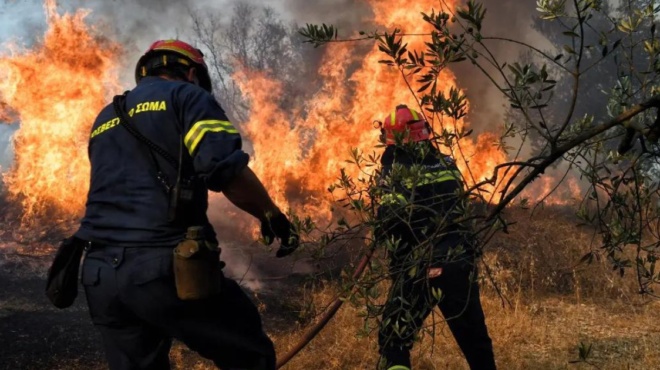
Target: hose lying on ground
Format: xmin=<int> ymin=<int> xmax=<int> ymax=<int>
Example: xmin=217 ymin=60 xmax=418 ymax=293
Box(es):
xmin=276 ymin=246 xmax=377 ymax=369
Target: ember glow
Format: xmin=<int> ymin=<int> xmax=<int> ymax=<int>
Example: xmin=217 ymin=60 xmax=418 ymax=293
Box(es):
xmin=0 ymin=0 xmax=120 ymax=222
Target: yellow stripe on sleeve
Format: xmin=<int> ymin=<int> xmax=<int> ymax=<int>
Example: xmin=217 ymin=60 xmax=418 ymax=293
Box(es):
xmin=184 ymin=119 xmax=238 ymax=155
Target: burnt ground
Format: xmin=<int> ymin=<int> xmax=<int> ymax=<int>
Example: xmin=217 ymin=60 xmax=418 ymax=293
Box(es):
xmin=0 ymin=193 xmax=352 ymax=369
xmin=0 ymin=238 xmax=343 ymax=370
xmin=0 ymin=245 xmax=106 ymax=370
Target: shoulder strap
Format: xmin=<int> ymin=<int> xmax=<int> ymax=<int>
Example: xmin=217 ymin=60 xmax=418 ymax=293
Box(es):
xmin=112 ymin=92 xmax=179 ymax=170
xmin=112 ymin=91 xmax=196 ymax=224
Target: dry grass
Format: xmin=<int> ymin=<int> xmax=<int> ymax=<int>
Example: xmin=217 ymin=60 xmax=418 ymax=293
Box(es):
xmin=3 ymin=199 xmax=657 ymax=369
xmin=269 ymin=289 xmax=660 ymax=370
xmin=162 ymin=205 xmax=660 ymax=369
xmin=483 ymin=205 xmax=641 ymax=301
xmin=266 ymin=205 xmax=660 ymax=370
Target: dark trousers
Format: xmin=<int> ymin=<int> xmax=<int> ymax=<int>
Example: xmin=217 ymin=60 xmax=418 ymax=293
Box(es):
xmin=81 ymin=246 xmax=276 ymax=370
xmin=378 ymin=262 xmax=496 ymax=369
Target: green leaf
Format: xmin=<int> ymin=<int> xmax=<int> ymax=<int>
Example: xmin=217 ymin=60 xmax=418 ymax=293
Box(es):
xmin=418 ymin=81 xmax=433 ymax=93
xmin=578 ymin=342 xmax=593 ymax=360
xmin=579 ymin=252 xmax=595 ymax=265
xmin=507 ymin=64 xmax=522 ymax=78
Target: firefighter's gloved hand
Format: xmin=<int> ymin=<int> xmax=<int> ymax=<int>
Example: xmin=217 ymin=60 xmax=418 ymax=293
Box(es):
xmin=260 ymin=212 xmax=299 ymax=258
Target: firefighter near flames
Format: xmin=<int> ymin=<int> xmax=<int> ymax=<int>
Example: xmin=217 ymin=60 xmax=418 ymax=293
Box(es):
xmin=48 ymin=39 xmax=300 ymax=370
xmin=373 ymin=105 xmax=496 ymax=370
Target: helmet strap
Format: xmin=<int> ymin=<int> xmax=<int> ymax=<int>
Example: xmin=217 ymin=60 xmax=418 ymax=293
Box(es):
xmin=185 ymin=67 xmax=200 ymax=87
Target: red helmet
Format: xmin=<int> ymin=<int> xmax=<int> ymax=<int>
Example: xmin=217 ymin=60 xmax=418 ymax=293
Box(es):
xmin=381 ymin=104 xmax=430 ymax=145
xmin=135 ymin=39 xmax=213 ymax=93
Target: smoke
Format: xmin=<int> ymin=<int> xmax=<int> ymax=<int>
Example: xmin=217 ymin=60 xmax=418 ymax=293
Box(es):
xmin=447 ymin=0 xmax=600 ymax=196
xmin=0 ymin=0 xmax=238 ymax=84
xmin=281 ymin=0 xmax=375 ymax=84
xmin=0 ymin=0 xmax=233 ymax=170
xmin=281 ymin=0 xmax=373 ymax=30
xmin=276 ymin=0 xmax=545 ymax=135
xmin=269 ymin=0 xmax=546 ymax=137
xmin=0 ymin=1 xmax=47 ymax=46
xmin=0 ymin=124 xmax=17 ymax=178
xmin=0 ymin=1 xmax=43 ymax=181
xmin=66 ymin=0 xmax=236 ymax=85
xmin=449 ymin=0 xmax=550 ymax=132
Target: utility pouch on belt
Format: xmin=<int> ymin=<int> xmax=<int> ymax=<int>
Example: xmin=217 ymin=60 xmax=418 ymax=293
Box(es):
xmin=45 ymin=236 xmax=85 ymax=309
xmin=173 ymin=226 xmax=224 ymax=300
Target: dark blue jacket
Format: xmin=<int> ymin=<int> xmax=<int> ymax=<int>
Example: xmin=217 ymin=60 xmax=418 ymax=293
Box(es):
xmin=76 ymin=77 xmax=248 ymax=247
xmin=377 ymin=143 xmax=474 ymax=267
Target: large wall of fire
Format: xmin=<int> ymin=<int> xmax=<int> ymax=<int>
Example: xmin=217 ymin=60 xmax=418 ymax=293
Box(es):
xmin=1 ymin=0 xmax=574 ymax=225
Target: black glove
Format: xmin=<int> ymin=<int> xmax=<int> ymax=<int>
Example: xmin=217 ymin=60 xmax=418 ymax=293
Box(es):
xmin=260 ymin=212 xmax=300 ymax=258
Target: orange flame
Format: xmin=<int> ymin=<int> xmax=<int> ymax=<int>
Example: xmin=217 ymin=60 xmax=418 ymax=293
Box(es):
xmin=520 ymin=173 xmax=583 ymax=206
xmin=0 ymin=0 xmax=580 ymax=229
xmin=0 ymin=0 xmax=121 ymax=221
xmin=237 ymin=0 xmax=512 ymax=219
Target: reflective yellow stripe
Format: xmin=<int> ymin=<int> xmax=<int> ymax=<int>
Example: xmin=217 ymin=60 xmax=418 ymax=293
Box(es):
xmin=387 ymin=366 xmax=411 ymax=370
xmin=184 ymin=119 xmax=238 ymax=155
xmin=381 ymin=193 xmax=407 ymax=206
xmin=390 ymin=110 xmax=396 ymax=126
xmin=427 ymin=169 xmax=462 ymax=183
xmin=402 ymin=170 xmax=461 ymax=189
xmin=155 ymin=45 xmax=198 ymax=62
xmin=410 ymin=109 xmax=419 ymax=120
xmin=381 ymin=169 xmax=461 ymax=206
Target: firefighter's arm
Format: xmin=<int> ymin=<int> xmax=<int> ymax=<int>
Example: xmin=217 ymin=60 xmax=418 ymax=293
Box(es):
xmin=223 ymin=167 xmax=300 ymax=257
xmin=177 ymin=85 xmax=298 ymax=256
xmin=176 ymin=84 xmax=250 ymax=191
xmin=222 ymin=166 xmax=280 ymax=221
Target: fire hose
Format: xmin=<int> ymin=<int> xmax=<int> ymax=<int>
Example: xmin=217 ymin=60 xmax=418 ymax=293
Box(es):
xmin=275 ymin=245 xmax=377 ymax=369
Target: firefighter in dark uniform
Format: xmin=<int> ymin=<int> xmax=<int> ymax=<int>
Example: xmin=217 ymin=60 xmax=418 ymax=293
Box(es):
xmin=75 ymin=40 xmax=298 ymax=370
xmin=375 ymin=105 xmax=496 ymax=370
